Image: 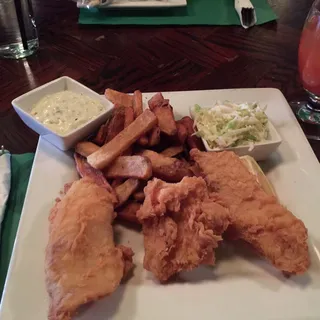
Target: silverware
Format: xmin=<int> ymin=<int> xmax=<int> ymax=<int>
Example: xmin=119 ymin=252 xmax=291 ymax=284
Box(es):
xmin=234 ymin=0 xmax=257 ymax=29
xmin=241 ymin=7 xmax=255 ymax=28
xmin=306 ymin=135 xmax=320 ymax=141
xmin=76 ymin=0 xmax=168 ymax=8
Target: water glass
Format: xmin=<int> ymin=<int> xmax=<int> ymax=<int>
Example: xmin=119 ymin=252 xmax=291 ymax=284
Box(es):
xmin=0 ymin=0 xmax=39 ymax=59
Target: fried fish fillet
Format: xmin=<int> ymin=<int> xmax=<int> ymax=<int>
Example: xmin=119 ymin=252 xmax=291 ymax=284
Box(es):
xmin=45 ymin=178 xmax=133 ymax=320
xmin=190 ymin=149 xmax=310 ymax=275
xmin=137 ymin=177 xmax=230 ymax=282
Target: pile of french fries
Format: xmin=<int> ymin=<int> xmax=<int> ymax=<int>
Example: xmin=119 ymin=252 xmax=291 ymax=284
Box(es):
xmin=75 ymin=89 xmax=205 ymax=224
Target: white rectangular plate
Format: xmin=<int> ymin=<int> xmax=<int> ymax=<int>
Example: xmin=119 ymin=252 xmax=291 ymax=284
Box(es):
xmin=77 ymin=0 xmax=187 ymax=9
xmin=1 ymin=88 xmax=320 ymax=320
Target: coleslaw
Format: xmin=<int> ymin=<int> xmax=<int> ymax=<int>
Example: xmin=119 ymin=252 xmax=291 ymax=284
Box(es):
xmin=192 ymin=101 xmax=269 ymax=150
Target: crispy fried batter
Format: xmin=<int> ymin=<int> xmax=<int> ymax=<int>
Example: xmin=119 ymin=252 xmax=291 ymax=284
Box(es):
xmin=45 ymin=178 xmax=133 ymax=320
xmin=190 ymin=149 xmax=310 ymax=275
xmin=137 ymin=177 xmax=230 ymax=282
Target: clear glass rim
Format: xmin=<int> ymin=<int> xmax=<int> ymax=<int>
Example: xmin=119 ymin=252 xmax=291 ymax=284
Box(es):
xmin=311 ymin=0 xmax=320 ymax=14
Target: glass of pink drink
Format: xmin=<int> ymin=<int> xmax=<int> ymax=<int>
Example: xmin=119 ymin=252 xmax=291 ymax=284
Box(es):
xmin=292 ymin=0 xmax=320 ymax=127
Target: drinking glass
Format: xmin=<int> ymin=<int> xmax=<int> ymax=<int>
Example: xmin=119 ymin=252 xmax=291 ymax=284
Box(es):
xmin=291 ymin=0 xmax=320 ymax=139
xmin=0 ymin=0 xmax=39 ymax=59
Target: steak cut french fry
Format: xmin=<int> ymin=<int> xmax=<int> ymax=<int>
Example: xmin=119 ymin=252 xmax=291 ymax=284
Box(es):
xmin=123 ymin=107 xmax=135 ymax=155
xmin=148 ymin=126 xmax=161 ymax=146
xmin=133 ymin=90 xmax=148 ymax=145
xmin=148 ymin=92 xmax=166 ymax=111
xmin=88 ymin=110 xmax=158 ymax=170
xmin=74 ymin=153 xmax=117 ymax=203
xmin=75 ymin=141 xmax=100 ymax=158
xmin=148 ymin=93 xmax=177 ymax=136
xmin=175 ymin=122 xmax=188 ymax=145
xmin=116 ymin=201 xmax=141 ymax=224
xmin=114 ymin=179 xmax=140 ymax=207
xmin=153 ymin=104 xmax=177 ymax=136
xmin=138 ymin=135 xmax=149 ymax=146
xmin=161 ymin=146 xmax=184 ymax=158
xmin=133 ymin=191 xmax=145 ymax=202
xmin=105 ymin=88 xmax=133 ymax=108
xmin=139 ymin=149 xmax=193 ymax=182
xmin=111 ymin=178 xmax=123 ymax=188
xmin=92 ymin=123 xmax=108 ymax=146
xmin=179 ymin=116 xmax=205 ymax=151
xmin=124 ymin=106 xmax=135 ymax=128
xmin=105 ymin=107 xmax=125 ymax=143
xmin=104 ymin=156 xmax=152 ymax=180
xmin=133 ymin=90 xmax=143 ymax=118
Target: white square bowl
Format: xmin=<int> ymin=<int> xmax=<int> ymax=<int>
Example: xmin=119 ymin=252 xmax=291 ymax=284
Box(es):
xmin=12 ymin=76 xmax=113 ymax=151
xmin=198 ymin=121 xmax=282 ymax=161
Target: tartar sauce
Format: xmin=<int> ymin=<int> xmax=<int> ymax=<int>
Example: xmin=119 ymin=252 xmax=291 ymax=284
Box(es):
xmin=30 ymin=91 xmax=105 ymax=135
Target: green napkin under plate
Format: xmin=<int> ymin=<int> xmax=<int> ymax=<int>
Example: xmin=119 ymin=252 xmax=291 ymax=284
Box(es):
xmin=0 ymin=153 xmax=34 ymax=300
xmin=79 ymin=0 xmax=277 ymax=25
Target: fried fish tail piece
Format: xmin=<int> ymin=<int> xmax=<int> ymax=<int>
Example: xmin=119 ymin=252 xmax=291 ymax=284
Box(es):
xmin=45 ymin=178 xmax=133 ymax=320
xmin=137 ymin=176 xmax=230 ymax=282
xmin=190 ymin=149 xmax=310 ymax=275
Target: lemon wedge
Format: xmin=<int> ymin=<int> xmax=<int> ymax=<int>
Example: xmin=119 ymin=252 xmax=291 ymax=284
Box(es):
xmin=240 ymin=155 xmax=277 ymax=198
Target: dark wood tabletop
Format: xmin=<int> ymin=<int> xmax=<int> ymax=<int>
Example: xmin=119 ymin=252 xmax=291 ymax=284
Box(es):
xmin=1 ymin=0 xmax=320 ymax=160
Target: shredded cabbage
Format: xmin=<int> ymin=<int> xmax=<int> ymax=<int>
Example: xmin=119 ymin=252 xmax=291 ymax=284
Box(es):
xmin=191 ymin=101 xmax=269 ymax=150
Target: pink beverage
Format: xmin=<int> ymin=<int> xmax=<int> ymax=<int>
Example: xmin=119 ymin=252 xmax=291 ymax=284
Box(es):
xmin=298 ymin=15 xmax=320 ymax=96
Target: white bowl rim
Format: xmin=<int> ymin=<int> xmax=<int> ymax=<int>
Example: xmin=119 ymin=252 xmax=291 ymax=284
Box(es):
xmin=11 ymin=76 xmax=111 ymax=138
xmin=199 ymin=120 xmax=282 ymax=152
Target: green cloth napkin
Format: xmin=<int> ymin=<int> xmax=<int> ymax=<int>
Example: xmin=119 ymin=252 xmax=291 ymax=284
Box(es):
xmin=0 ymin=153 xmax=34 ymax=300
xmin=79 ymin=0 xmax=277 ymax=25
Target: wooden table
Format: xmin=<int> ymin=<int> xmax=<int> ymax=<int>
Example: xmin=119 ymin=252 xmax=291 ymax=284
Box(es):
xmin=1 ymin=0 xmax=320 ymax=160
